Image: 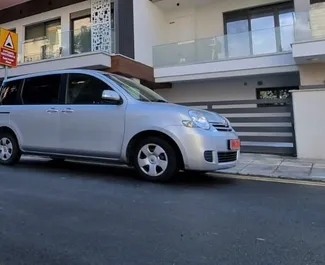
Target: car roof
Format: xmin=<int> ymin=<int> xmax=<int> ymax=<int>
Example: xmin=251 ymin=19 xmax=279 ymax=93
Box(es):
xmin=3 ymin=69 xmax=113 ymax=83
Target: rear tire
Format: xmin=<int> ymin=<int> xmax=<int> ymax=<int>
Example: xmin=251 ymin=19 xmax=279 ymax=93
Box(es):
xmin=133 ymin=137 xmax=179 ymax=182
xmin=0 ymin=132 xmax=21 ymax=165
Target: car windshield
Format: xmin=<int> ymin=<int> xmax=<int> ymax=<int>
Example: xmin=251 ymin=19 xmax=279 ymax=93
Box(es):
xmin=104 ymin=73 xmax=168 ymax=103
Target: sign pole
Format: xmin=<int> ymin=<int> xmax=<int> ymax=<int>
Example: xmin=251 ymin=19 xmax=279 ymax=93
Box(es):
xmin=4 ymin=65 xmax=8 ymax=81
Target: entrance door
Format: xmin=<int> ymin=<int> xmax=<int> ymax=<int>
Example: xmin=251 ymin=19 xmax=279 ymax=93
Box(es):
xmin=59 ymin=73 xmax=126 ymax=159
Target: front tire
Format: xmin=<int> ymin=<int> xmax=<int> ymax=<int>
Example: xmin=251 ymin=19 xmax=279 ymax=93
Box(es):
xmin=0 ymin=132 xmax=21 ymax=165
xmin=133 ymin=137 xmax=178 ymax=182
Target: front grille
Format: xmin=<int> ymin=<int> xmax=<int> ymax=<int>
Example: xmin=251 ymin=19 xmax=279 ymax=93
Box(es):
xmin=210 ymin=122 xmax=232 ymax=132
xmin=217 ymin=151 xmax=237 ymax=163
xmin=204 ymin=151 xmax=213 ymax=162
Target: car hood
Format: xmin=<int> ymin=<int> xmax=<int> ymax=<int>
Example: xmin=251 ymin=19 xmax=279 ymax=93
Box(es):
xmin=161 ymin=102 xmax=227 ymax=124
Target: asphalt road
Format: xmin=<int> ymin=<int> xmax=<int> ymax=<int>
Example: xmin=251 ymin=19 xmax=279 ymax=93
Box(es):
xmin=1 ymin=159 xmax=325 ymax=265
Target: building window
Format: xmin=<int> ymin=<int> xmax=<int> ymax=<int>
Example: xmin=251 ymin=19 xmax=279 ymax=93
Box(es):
xmin=71 ymin=16 xmax=92 ymax=54
xmin=223 ymin=2 xmax=295 ymax=58
xmin=24 ymin=19 xmax=61 ymax=62
xmin=70 ymin=2 xmax=114 ymax=54
xmin=256 ymin=87 xmax=298 ymax=107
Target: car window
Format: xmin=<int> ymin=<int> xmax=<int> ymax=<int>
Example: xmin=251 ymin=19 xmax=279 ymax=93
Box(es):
xmin=22 ymin=74 xmax=61 ymax=105
xmin=0 ymin=80 xmax=21 ymax=105
xmin=66 ymin=73 xmax=113 ymax=104
xmin=104 ymin=73 xmax=168 ymax=103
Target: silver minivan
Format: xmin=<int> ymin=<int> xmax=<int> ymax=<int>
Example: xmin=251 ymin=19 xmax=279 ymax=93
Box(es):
xmin=0 ymin=69 xmax=240 ymax=182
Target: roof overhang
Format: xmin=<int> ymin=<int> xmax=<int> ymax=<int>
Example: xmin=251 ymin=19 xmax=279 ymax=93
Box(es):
xmin=0 ymin=0 xmax=32 ymax=10
xmin=0 ymin=52 xmax=111 ymax=78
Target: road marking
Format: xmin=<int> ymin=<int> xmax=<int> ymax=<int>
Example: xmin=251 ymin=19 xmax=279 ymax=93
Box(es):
xmin=214 ymin=173 xmax=325 ymax=187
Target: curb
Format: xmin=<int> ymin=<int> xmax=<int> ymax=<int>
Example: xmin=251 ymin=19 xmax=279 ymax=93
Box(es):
xmin=213 ymin=171 xmax=325 ymax=184
xmin=20 ymin=156 xmax=325 ymax=184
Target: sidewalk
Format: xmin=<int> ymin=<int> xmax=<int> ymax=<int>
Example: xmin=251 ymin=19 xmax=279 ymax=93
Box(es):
xmin=217 ymin=153 xmax=325 ymax=182
xmin=22 ymin=154 xmax=325 ymax=182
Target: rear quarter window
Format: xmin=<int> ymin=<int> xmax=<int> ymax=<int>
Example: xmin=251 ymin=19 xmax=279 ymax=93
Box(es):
xmin=0 ymin=80 xmax=22 ymax=105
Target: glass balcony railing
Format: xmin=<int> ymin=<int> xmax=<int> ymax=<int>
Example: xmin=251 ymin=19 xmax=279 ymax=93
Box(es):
xmin=23 ymin=27 xmax=116 ymax=63
xmin=153 ymin=25 xmax=294 ymax=68
xmin=294 ymin=11 xmax=325 ymax=42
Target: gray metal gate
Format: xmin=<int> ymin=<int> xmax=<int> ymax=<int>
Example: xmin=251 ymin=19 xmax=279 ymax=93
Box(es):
xmin=180 ymin=98 xmax=296 ymax=156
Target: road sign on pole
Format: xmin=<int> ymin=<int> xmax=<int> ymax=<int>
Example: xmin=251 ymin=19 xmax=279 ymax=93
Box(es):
xmin=0 ymin=28 xmax=18 ymax=69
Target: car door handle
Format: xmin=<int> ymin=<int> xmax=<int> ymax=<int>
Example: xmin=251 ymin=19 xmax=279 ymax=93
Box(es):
xmin=61 ymin=108 xmax=74 ymax=113
xmin=46 ymin=108 xmax=59 ymax=113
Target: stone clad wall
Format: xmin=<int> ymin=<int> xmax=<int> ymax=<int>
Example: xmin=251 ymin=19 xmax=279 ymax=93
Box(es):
xmin=310 ymin=2 xmax=325 ymax=39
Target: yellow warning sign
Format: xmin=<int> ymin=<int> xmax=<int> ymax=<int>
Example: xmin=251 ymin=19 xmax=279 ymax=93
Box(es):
xmin=0 ymin=28 xmax=18 ymax=67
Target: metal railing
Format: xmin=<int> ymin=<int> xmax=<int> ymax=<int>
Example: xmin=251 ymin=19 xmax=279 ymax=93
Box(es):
xmin=23 ymin=26 xmax=116 ymax=63
xmin=153 ymin=25 xmax=294 ymax=68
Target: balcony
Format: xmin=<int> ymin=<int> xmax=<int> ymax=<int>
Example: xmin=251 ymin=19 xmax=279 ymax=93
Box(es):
xmin=153 ymin=25 xmax=297 ymax=82
xmin=293 ymin=8 xmax=325 ymax=63
xmin=0 ymin=26 xmax=115 ymax=78
xmin=23 ymin=26 xmax=116 ymax=62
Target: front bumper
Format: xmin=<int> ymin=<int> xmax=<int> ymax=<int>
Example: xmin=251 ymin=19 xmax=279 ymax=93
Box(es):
xmin=166 ymin=125 xmax=240 ymax=172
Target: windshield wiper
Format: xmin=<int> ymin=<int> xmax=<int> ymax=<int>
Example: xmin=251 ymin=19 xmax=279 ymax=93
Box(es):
xmin=151 ymin=99 xmax=168 ymax=103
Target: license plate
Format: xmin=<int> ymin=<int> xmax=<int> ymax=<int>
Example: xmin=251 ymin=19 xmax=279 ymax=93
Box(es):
xmin=229 ymin=139 xmax=240 ymax=150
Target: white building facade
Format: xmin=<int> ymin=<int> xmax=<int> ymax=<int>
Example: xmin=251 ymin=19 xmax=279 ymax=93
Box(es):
xmin=1 ymin=0 xmax=325 ymax=158
xmin=0 ymin=0 xmax=159 ymax=88
xmin=135 ymin=0 xmax=325 ymax=158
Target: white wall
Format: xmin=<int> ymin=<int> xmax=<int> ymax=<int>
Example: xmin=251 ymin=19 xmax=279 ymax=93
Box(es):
xmin=155 ymin=73 xmax=300 ymax=103
xmin=155 ymin=0 xmax=286 ymax=42
xmin=154 ymin=53 xmax=297 ymax=82
xmin=0 ymin=1 xmax=91 ymax=64
xmin=292 ymin=88 xmax=325 ymax=159
xmin=137 ymin=0 xmax=287 ymax=66
xmin=133 ymin=0 xmax=166 ymax=66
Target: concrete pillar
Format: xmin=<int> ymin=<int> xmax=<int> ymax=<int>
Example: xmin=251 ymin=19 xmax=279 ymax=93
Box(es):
xmin=16 ymin=25 xmax=25 ymax=64
xmin=91 ymin=0 xmax=112 ymax=53
xmin=61 ymin=12 xmax=71 ymax=56
xmin=292 ymin=88 xmax=325 ymax=159
xmin=115 ymin=0 xmax=135 ymax=58
xmin=294 ymin=0 xmax=312 ymax=41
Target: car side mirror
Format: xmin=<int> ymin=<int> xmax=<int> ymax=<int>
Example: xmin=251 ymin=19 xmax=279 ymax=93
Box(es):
xmin=101 ymin=90 xmax=121 ymax=103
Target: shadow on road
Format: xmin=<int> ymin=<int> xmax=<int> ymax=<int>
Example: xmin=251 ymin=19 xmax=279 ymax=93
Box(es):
xmin=14 ymin=159 xmax=237 ymax=188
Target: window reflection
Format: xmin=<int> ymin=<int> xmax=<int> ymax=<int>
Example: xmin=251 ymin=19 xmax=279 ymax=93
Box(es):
xmin=224 ymin=2 xmax=294 ymax=59
xmin=72 ymin=17 xmax=92 ymax=54
xmin=226 ymin=20 xmax=250 ymax=58
xmin=24 ymin=20 xmax=61 ymax=62
xmin=251 ymin=15 xmax=276 ymax=55
xmin=279 ymin=12 xmax=295 ymax=51
xmin=256 ymin=87 xmax=298 ymax=107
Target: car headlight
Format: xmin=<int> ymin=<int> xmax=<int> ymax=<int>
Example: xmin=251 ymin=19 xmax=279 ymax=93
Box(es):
xmin=223 ymin=116 xmax=231 ymax=127
xmin=182 ymin=110 xmax=210 ymax=130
